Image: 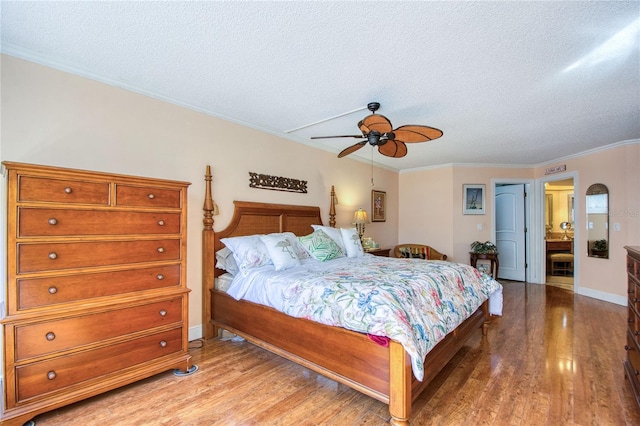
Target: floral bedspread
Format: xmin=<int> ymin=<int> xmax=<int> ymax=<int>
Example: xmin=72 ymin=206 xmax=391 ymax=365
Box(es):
xmin=278 ymin=256 xmax=502 ymax=381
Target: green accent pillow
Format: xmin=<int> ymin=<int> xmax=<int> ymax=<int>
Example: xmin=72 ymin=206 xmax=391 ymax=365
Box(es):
xmin=298 ymin=229 xmax=344 ymax=262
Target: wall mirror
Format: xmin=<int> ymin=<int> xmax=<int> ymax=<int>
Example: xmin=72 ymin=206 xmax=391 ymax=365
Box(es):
xmin=586 ymin=183 xmax=609 ymax=259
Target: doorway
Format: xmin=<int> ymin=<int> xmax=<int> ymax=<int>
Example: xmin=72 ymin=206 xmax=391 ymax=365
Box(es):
xmin=544 ymin=178 xmax=575 ymax=290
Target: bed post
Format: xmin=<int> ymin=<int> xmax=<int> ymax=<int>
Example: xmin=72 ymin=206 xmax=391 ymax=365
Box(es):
xmin=329 ymin=185 xmax=336 ymax=228
xmin=389 ymin=340 xmax=411 ymax=425
xmin=202 ymin=165 xmax=216 ymax=339
xmin=482 ymin=300 xmax=490 ymax=336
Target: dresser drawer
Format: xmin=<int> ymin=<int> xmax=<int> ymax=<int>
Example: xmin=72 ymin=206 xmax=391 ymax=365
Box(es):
xmin=18 ymin=208 xmax=181 ymax=237
xmin=15 ymin=298 xmax=183 ymax=361
xmin=115 ymin=185 xmax=181 ymax=208
xmin=17 ymin=239 xmax=181 ymax=273
xmin=17 ymin=264 xmax=181 ymax=310
xmin=628 ymin=332 xmax=640 ymax=374
xmin=629 ymin=306 xmax=639 ymax=336
xmin=18 ymin=176 xmax=110 ymax=205
xmin=15 ymin=327 xmax=182 ymax=402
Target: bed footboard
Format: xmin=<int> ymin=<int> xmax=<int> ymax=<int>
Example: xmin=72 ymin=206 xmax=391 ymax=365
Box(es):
xmin=212 ymin=289 xmax=489 ymax=425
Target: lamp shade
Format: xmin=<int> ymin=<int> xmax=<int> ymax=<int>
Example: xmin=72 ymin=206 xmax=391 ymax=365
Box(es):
xmin=353 ymin=209 xmax=368 ymax=224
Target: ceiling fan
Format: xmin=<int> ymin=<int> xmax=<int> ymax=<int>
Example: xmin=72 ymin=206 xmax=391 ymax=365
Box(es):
xmin=311 ymin=102 xmax=443 ymax=158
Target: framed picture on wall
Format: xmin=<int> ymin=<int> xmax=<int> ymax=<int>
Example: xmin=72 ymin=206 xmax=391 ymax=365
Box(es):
xmin=463 ymin=184 xmax=485 ymax=215
xmin=372 ymin=190 xmax=386 ymax=222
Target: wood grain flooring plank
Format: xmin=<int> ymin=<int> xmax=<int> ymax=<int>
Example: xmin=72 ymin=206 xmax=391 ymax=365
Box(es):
xmin=28 ymin=282 xmax=640 ymax=426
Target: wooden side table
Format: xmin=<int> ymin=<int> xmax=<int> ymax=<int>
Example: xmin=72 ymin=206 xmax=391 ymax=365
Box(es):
xmin=365 ymin=248 xmax=390 ymax=257
xmin=469 ymin=252 xmax=499 ymax=278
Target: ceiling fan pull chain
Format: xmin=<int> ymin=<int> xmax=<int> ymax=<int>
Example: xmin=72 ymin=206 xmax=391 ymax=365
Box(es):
xmin=371 ymin=147 xmax=375 ymax=186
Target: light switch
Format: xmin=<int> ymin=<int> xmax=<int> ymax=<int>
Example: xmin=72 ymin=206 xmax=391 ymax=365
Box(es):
xmin=614 ymin=223 xmax=621 ymax=231
xmin=588 ymin=222 xmax=593 ymax=229
xmin=477 ymin=223 xmax=483 ymax=231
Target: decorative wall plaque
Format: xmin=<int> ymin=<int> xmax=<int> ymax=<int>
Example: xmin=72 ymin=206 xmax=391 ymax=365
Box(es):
xmin=249 ymin=172 xmax=307 ymax=193
xmin=545 ymin=164 xmax=566 ymax=175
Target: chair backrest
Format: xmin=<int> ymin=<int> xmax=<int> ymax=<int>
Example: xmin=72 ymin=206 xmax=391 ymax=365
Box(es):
xmin=393 ymin=244 xmax=447 ymax=261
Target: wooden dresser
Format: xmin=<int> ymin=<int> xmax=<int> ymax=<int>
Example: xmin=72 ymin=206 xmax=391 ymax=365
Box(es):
xmin=1 ymin=162 xmax=192 ymax=425
xmin=625 ymin=246 xmax=640 ymax=409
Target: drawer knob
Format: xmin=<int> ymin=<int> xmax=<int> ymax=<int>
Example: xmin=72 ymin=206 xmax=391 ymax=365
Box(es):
xmin=159 ymin=340 xmax=167 ymax=348
xmin=48 ymin=286 xmax=58 ymax=294
xmin=48 ymin=218 xmax=58 ymax=225
xmin=148 ymin=193 xmax=155 ymax=199
xmin=157 ymin=220 xmax=165 ymax=226
xmin=45 ymin=332 xmax=56 ymax=341
xmin=156 ymin=274 xmax=164 ymax=280
xmin=47 ymin=371 xmax=57 ymax=380
xmin=48 ymin=252 xmax=58 ymax=260
xmin=64 ymin=187 xmax=72 ymax=194
xmin=159 ymin=309 xmax=167 ymax=317
xmin=625 ymin=345 xmax=631 ymax=351
xmin=157 ymin=247 xmax=165 ymax=253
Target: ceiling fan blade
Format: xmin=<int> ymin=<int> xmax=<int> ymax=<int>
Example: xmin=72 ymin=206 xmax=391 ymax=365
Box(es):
xmin=358 ymin=114 xmax=393 ymax=134
xmin=392 ymin=125 xmax=443 ymax=143
xmin=338 ymin=141 xmax=367 ymax=158
xmin=311 ymin=135 xmax=364 ymax=139
xmin=378 ymin=140 xmax=407 ymax=158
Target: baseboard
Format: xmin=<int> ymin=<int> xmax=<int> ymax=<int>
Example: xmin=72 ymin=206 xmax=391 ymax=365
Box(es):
xmin=576 ymin=286 xmax=627 ymax=306
xmin=189 ymin=324 xmax=203 ymax=342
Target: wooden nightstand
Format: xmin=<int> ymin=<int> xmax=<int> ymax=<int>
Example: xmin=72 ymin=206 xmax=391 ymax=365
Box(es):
xmin=469 ymin=252 xmax=499 ymax=278
xmin=365 ymin=248 xmax=390 ymax=257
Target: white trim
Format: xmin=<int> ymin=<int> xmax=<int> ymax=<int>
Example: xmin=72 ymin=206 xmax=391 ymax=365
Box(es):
xmin=576 ymin=286 xmax=627 ymax=307
xmin=400 ymin=140 xmax=640 ymax=173
xmin=536 ymin=171 xmax=579 ymax=290
xmin=189 ymin=325 xmax=203 ymax=342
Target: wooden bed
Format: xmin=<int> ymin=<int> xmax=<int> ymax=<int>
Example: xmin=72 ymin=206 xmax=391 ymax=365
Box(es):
xmin=201 ymin=165 xmax=490 ymax=425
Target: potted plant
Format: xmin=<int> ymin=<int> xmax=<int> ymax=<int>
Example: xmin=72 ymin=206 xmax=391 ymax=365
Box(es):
xmin=592 ymin=239 xmax=607 ymax=257
xmin=470 ymin=241 xmax=498 ymax=254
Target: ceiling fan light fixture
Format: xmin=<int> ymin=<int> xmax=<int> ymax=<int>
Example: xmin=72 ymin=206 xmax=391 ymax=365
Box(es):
xmin=311 ymin=102 xmax=442 ymax=159
xmin=366 ymin=131 xmax=381 ymax=145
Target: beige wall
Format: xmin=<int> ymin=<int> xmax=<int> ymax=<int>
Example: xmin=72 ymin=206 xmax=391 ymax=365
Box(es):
xmin=534 ymin=143 xmax=640 ymax=300
xmin=400 ymin=166 xmax=533 ymax=263
xmin=0 ymin=55 xmax=399 ymax=338
xmin=399 ymin=144 xmax=639 ymax=303
xmin=398 ymin=166 xmax=454 ymax=255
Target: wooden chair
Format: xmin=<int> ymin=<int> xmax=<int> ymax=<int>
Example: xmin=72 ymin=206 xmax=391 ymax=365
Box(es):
xmin=393 ymin=244 xmax=448 ymax=261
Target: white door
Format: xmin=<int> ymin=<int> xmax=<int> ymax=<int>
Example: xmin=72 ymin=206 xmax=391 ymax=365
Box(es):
xmin=495 ymin=184 xmax=526 ymax=281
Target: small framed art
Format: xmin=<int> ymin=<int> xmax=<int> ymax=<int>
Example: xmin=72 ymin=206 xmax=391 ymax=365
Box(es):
xmin=372 ymin=190 xmax=386 ymax=222
xmin=463 ymin=184 xmax=485 ymax=215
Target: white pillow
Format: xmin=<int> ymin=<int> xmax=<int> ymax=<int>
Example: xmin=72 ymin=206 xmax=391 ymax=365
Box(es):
xmin=281 ymin=231 xmax=310 ymax=259
xmin=311 ymin=225 xmax=346 ymax=255
xmin=214 ymin=272 xmax=234 ymax=292
xmin=340 ymin=227 xmax=365 ymax=258
xmin=221 ymin=235 xmax=272 ymax=276
xmin=260 ymin=233 xmax=302 ymax=271
xmin=215 ymin=247 xmax=239 ymax=275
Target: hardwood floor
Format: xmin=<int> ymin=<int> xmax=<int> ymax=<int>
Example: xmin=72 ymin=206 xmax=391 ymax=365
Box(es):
xmin=30 ymin=282 xmax=640 ymax=425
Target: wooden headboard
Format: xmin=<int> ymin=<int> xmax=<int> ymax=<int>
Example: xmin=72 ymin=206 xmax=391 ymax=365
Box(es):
xmin=201 ymin=165 xmax=336 ymax=339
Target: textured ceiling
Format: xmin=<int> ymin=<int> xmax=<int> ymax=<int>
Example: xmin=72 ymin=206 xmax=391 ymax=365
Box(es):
xmin=1 ymin=1 xmax=639 ymax=171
